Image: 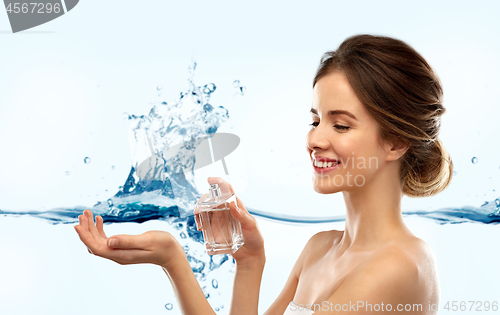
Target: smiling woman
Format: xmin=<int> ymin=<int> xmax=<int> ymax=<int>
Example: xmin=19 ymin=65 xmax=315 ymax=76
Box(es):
xmin=270 ymin=34 xmax=452 ymax=314
xmin=311 ymin=34 xmax=453 ymax=197
xmin=74 ymin=34 xmax=452 ymax=315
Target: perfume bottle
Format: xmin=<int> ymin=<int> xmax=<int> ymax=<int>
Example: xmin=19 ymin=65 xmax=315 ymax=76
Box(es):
xmin=195 ymin=183 xmax=244 ymax=255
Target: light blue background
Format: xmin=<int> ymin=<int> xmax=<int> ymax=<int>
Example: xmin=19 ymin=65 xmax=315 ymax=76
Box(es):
xmin=0 ymin=1 xmax=499 ymax=314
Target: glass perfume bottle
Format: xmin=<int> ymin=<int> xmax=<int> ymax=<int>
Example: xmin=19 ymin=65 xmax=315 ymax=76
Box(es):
xmin=195 ymin=183 xmax=244 ymax=255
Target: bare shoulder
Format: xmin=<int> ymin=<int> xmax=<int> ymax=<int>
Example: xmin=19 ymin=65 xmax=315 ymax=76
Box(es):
xmin=292 ymin=229 xmax=344 ymax=271
xmin=377 ymin=236 xmax=439 ymax=287
xmin=323 ymin=236 xmax=440 ymax=314
xmin=354 ymin=237 xmax=438 ymax=303
xmin=306 ymin=229 xmax=343 ymax=248
xmin=390 ymin=236 xmax=439 ymax=274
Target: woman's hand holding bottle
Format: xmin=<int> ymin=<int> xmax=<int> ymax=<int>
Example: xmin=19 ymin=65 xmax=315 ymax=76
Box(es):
xmin=194 ymin=177 xmax=266 ymax=268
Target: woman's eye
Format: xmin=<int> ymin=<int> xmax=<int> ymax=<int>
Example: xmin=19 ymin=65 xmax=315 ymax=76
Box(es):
xmin=309 ymin=122 xmax=350 ymax=131
xmin=334 ymin=124 xmax=350 ymax=131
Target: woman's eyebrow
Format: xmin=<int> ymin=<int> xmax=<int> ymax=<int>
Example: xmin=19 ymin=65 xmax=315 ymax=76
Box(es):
xmin=310 ymin=108 xmax=357 ymax=120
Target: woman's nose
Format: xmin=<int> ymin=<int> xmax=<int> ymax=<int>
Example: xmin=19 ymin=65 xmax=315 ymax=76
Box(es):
xmin=305 ymin=126 xmax=329 ymax=152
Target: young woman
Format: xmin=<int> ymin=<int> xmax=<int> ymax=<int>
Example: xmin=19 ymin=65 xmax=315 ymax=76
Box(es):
xmin=74 ymin=34 xmax=452 ymax=314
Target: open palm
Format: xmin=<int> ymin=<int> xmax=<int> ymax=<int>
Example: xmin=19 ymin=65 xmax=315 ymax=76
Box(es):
xmin=74 ymin=209 xmax=182 ymax=268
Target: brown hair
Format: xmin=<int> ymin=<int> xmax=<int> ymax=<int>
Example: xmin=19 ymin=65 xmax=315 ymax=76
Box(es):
xmin=313 ymin=34 xmax=453 ymax=197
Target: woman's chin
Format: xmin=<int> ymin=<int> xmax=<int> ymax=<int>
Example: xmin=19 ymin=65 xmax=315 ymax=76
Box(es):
xmin=312 ymin=182 xmax=343 ymax=194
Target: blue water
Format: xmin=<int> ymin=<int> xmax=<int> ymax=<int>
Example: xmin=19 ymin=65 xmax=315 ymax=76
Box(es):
xmin=1 ymin=63 xmax=499 ymax=307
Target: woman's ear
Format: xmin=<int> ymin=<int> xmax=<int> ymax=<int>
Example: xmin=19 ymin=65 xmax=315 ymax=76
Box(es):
xmin=384 ymin=138 xmax=410 ymax=162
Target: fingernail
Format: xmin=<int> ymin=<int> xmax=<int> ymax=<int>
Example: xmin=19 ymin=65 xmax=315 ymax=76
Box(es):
xmin=108 ymin=238 xmax=118 ymax=247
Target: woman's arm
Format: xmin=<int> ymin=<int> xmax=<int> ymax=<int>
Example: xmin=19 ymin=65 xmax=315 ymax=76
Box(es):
xmin=263 ymin=231 xmax=324 ymax=315
xmin=75 ymin=177 xmax=267 ymax=315
xmin=228 ymin=257 xmax=266 ymax=315
xmin=161 ymin=253 xmax=216 ymax=315
xmin=194 ymin=177 xmax=267 ymax=315
xmin=74 ymin=209 xmax=216 ymax=315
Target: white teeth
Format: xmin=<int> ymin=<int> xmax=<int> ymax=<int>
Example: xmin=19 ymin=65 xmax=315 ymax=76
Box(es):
xmin=314 ymin=160 xmax=339 ymax=168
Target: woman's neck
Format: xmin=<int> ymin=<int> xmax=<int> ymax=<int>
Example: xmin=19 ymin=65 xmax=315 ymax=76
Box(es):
xmin=338 ymin=163 xmax=413 ymax=254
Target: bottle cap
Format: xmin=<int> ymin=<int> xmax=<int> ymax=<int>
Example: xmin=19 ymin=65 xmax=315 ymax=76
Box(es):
xmin=209 ymin=183 xmax=222 ymax=198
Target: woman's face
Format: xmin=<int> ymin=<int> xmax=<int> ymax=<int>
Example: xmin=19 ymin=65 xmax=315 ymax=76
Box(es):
xmin=306 ymin=71 xmax=390 ymax=194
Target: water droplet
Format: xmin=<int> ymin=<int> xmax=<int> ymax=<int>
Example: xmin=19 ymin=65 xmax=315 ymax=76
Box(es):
xmin=165 ymin=303 xmax=173 ymax=310
xmin=215 ymin=307 xmax=220 ymax=311
xmin=239 ymin=86 xmax=246 ymax=95
xmin=203 ymin=104 xmax=213 ymax=112
xmin=453 ymin=171 xmax=457 ymax=176
xmin=174 ymin=223 xmax=183 ymax=230
xmin=471 ymin=157 xmax=478 ymax=164
xmin=183 ymin=245 xmax=189 ymax=252
xmin=220 ymin=305 xmax=224 ymax=309
xmin=233 ymin=80 xmax=240 ymax=87
xmin=65 ymin=171 xmax=70 ymax=176
xmin=180 ymin=232 xmax=187 ymax=239
xmin=111 ymin=165 xmax=115 ymax=170
xmin=84 ymin=157 xmax=91 ymax=164
xmin=203 ymin=83 xmax=216 ymax=94
xmin=204 ymin=293 xmax=210 ymax=298
xmin=212 ymin=279 xmax=218 ymax=289
xmin=495 ymin=198 xmax=500 ymax=207
xmin=107 ymin=199 xmax=113 ymax=207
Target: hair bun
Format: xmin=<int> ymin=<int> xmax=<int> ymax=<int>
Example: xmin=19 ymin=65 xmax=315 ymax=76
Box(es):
xmin=402 ymin=138 xmax=453 ymax=197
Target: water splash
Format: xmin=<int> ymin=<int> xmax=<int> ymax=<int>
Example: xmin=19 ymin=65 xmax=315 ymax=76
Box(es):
xmin=1 ymin=63 xmax=499 ymax=304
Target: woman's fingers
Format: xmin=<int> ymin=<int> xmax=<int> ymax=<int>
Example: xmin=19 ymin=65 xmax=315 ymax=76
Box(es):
xmin=206 ymin=177 xmax=256 ymax=229
xmin=228 ymin=197 xmax=255 ymax=229
xmin=195 ymin=213 xmax=202 ymax=231
xmin=107 ymin=233 xmax=150 ymax=250
xmin=74 ymin=212 xmax=178 ymax=266
xmin=207 ymin=177 xmax=231 ymax=194
xmin=194 ymin=193 xmax=209 ymax=231
xmin=78 ymin=213 xmax=86 ymax=230
xmin=75 ymin=210 xmax=109 ymax=258
xmin=74 ymin=221 xmax=97 ymax=251
xmin=84 ymin=210 xmax=101 ymax=241
xmin=95 ymin=215 xmax=107 ymax=238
